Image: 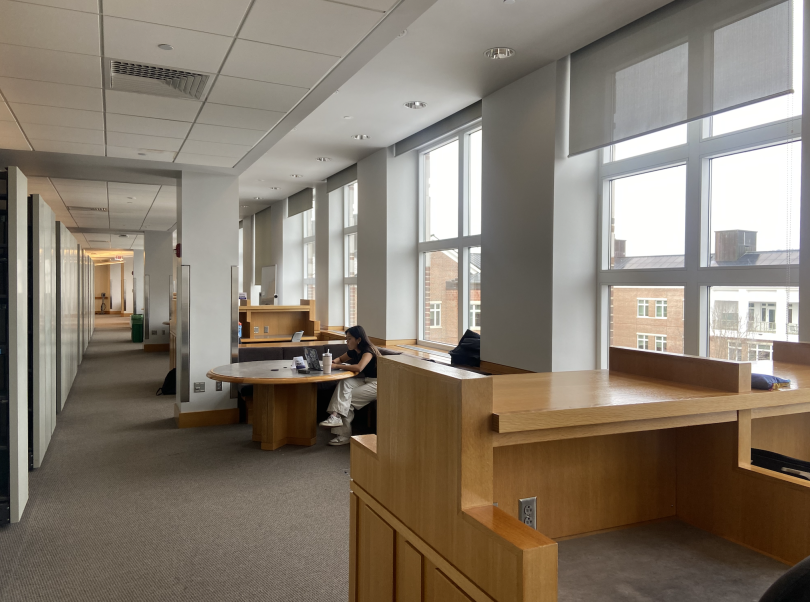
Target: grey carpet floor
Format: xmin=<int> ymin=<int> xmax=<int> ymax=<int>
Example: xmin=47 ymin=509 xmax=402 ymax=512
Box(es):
xmin=0 ymin=316 xmax=351 ymax=602
xmin=558 ymin=519 xmax=789 ymax=602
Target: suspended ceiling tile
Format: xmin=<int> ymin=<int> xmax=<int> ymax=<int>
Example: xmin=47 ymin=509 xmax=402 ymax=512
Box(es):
xmin=105 ymin=90 xmax=200 ymax=121
xmin=187 ymin=123 xmax=263 ymax=146
xmin=21 ymin=123 xmax=104 ymax=144
xmin=0 ymin=134 xmax=32 ymax=151
xmin=338 ymin=0 xmax=395 ymax=9
xmin=175 ymin=152 xmax=236 ymax=167
xmin=181 ymin=139 xmax=251 ymax=158
xmin=0 ymin=78 xmax=102 ymax=111
xmin=13 ymin=0 xmax=99 ymax=12
xmin=106 ymin=113 xmax=191 ymax=139
xmin=196 ymin=103 xmax=284 ymax=130
xmin=103 ymin=0 xmax=252 ymax=36
xmin=0 ymin=103 xmax=13 ymax=121
xmin=107 ymin=132 xmax=183 ymax=152
xmin=105 ymin=146 xmax=177 ymax=162
xmin=0 ymin=1 xmax=100 ymax=55
xmin=207 ymin=76 xmax=307 ymax=112
xmin=223 ymin=40 xmax=338 ymax=89
xmin=240 ymin=0 xmax=382 ymax=57
xmin=103 ymin=16 xmax=232 ymax=74
xmin=0 ymin=121 xmax=24 ymax=137
xmin=153 ymin=186 xmax=177 ymax=205
xmin=108 ymin=182 xmax=161 ymax=195
xmin=0 ymin=44 xmax=101 ymax=87
xmin=10 ymin=103 xmax=103 ymax=130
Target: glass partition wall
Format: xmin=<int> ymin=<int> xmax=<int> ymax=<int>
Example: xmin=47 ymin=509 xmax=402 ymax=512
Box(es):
xmin=418 ymin=123 xmax=482 ymax=348
xmin=599 ymin=0 xmax=803 ymax=364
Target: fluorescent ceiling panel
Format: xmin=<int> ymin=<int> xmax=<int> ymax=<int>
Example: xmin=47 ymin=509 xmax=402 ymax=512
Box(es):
xmin=240 ymin=0 xmax=383 ymax=57
xmin=187 ymin=123 xmax=263 ymax=146
xmin=103 ymin=0 xmax=251 ymax=36
xmin=174 ymin=152 xmax=236 ymax=167
xmin=196 ymin=103 xmax=284 ymax=130
xmin=103 ymin=16 xmax=231 ymax=74
xmin=105 ymin=90 xmax=200 ymax=121
xmin=0 ymin=44 xmax=101 ymax=87
xmin=207 ymin=76 xmax=307 ymax=112
xmin=0 ymin=78 xmax=102 ymax=110
xmin=11 ymin=104 xmax=103 ymax=130
xmin=105 ymin=114 xmax=191 ymax=138
xmin=0 ymin=1 xmax=100 ymax=55
xmin=223 ymin=40 xmax=338 ymax=88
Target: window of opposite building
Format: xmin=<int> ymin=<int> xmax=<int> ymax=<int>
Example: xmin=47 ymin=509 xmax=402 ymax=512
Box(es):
xmin=302 ymin=205 xmax=315 ymax=300
xmin=600 ymin=0 xmax=803 ymax=362
xmin=343 ymin=182 xmax=358 ymax=327
xmin=418 ymin=122 xmax=482 ymax=348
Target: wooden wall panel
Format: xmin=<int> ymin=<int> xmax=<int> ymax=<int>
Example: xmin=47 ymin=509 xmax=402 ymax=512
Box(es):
xmin=752 ymin=414 xmax=810 ymax=463
xmin=358 ymin=504 xmax=395 ymax=602
xmin=396 ymin=534 xmax=423 ymax=602
xmin=676 ymin=422 xmax=810 ymax=565
xmin=434 ymin=570 xmax=474 ymax=602
xmin=493 ymin=430 xmax=677 ymax=539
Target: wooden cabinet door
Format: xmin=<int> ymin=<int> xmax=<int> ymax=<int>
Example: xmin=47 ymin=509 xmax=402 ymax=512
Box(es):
xmin=434 ymin=569 xmax=473 ymax=602
xmin=396 ymin=534 xmax=423 ymax=601
xmin=358 ymin=503 xmax=395 ymax=602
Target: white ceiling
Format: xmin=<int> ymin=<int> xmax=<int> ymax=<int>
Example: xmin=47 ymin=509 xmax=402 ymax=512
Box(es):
xmin=238 ymin=0 xmax=672 ymax=207
xmin=27 ymin=175 xmax=175 ymax=249
xmin=0 ymin=0 xmax=396 ymax=167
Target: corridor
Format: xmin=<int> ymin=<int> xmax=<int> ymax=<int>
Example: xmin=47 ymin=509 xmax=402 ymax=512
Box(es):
xmin=0 ymin=316 xmax=350 ymax=602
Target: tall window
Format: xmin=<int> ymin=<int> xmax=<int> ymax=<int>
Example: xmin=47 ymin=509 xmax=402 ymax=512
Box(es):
xmin=303 ymin=205 xmax=315 ymax=300
xmin=602 ymin=0 xmax=802 ymax=362
xmin=344 ymin=182 xmax=358 ymax=327
xmin=419 ymin=123 xmax=482 ymax=346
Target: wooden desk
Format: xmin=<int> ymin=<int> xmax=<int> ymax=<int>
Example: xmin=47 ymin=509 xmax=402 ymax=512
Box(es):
xmin=348 ymin=346 xmax=810 ymax=601
xmin=239 ymin=300 xmax=320 ymax=340
xmin=239 ymin=335 xmax=318 ymax=345
xmin=207 ymin=360 xmax=352 ymax=451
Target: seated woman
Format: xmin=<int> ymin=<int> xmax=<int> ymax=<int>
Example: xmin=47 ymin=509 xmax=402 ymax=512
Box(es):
xmin=319 ymin=325 xmax=380 ymax=446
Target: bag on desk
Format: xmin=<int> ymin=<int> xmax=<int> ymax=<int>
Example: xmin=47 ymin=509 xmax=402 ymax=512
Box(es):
xmin=751 ymin=373 xmax=791 ymax=391
xmin=449 ymin=329 xmax=481 ymax=367
xmin=752 ymin=448 xmax=810 ymax=481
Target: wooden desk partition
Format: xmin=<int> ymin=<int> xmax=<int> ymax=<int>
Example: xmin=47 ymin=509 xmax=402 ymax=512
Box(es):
xmin=239 ymin=300 xmax=320 ymax=340
xmin=350 ymin=348 xmax=810 ymax=601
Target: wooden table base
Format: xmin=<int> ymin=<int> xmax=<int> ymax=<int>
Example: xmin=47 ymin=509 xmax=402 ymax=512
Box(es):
xmin=252 ymin=383 xmax=318 ymax=450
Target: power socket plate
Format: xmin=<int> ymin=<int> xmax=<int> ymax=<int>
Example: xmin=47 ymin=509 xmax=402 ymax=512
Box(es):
xmin=193 ymin=382 xmax=205 ymax=393
xmin=518 ymin=496 xmax=537 ymax=530
xmin=216 ymin=381 xmax=222 ymax=391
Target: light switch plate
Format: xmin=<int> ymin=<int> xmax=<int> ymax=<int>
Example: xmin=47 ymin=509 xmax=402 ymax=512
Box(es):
xmin=193 ymin=382 xmax=205 ymax=393
xmin=151 ymin=330 xmax=157 ymax=335
xmin=254 ymin=327 xmax=259 ymax=334
xmin=518 ymin=497 xmax=537 ymax=529
xmin=264 ymin=326 xmax=269 ymax=333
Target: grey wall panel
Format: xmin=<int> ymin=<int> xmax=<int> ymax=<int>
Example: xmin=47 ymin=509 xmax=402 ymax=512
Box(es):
xmin=56 ymin=223 xmax=79 ymax=411
xmin=8 ymin=167 xmax=28 ymax=523
xmin=32 ymin=195 xmax=56 ymax=469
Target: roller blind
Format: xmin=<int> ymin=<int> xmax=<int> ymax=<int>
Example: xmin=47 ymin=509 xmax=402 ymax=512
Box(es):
xmin=569 ymin=0 xmax=793 ymax=156
xmin=287 ymin=188 xmax=313 ymax=217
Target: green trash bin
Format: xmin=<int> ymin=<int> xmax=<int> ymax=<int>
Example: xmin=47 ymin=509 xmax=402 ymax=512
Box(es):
xmin=130 ymin=314 xmax=144 ymax=343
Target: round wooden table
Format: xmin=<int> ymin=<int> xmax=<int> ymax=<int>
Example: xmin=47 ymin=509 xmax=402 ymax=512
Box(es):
xmin=207 ymin=360 xmax=354 ymax=451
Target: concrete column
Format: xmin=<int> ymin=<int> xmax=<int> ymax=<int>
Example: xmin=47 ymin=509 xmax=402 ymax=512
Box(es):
xmin=133 ymin=249 xmax=144 ymax=316
xmin=143 ymin=231 xmax=173 ymax=349
xmin=316 ymin=185 xmax=344 ymax=328
xmin=357 ymin=148 xmax=418 ymax=343
xmin=481 ymin=59 xmax=598 ymax=373
xmin=242 ymin=215 xmax=254 ymax=293
xmin=123 ymin=255 xmax=134 ymax=314
xmin=175 ymin=172 xmax=238 ymax=415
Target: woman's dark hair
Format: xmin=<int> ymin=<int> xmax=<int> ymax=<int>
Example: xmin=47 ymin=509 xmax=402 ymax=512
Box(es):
xmin=345 ymin=325 xmax=381 ymax=357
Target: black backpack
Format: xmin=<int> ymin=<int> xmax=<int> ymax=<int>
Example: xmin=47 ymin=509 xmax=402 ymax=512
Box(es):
xmin=157 ymin=369 xmax=176 ymax=395
xmin=449 ymin=329 xmax=481 ymax=367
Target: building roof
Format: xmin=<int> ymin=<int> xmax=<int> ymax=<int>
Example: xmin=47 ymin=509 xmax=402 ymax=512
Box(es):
xmin=612 ymin=250 xmax=799 ymax=270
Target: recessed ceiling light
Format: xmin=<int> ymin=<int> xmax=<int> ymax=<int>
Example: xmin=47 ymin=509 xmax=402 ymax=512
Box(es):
xmin=254 ymin=197 xmax=261 ymax=200
xmin=158 ymin=44 xmax=173 ymax=50
xmin=241 ymin=205 xmax=249 ymax=208
xmin=269 ymin=187 xmax=280 ymax=190
xmin=127 ymin=196 xmax=136 ymax=199
xmin=317 ymin=157 xmax=331 ymax=162
xmin=291 ymin=174 xmax=304 ymax=178
xmin=343 ymin=116 xmax=353 ymax=120
xmin=352 ymin=134 xmax=370 ymax=140
xmin=138 ymin=152 xmax=147 ymax=156
xmin=119 ymin=234 xmax=128 ymax=238
xmin=398 ymin=29 xmax=407 ymax=37
xmin=405 ymin=101 xmax=427 ymax=109
xmin=484 ymin=47 xmax=515 ymax=60
xmin=258 ymin=179 xmax=267 ymax=182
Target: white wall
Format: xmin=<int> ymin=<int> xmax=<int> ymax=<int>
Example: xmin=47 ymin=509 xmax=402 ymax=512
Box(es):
xmin=109 ymin=262 xmax=122 ymax=312
xmin=316 ymin=185 xmax=345 ymax=328
xmin=133 ymin=249 xmax=144 ymax=315
xmin=56 ymin=223 xmax=79 ymax=412
xmin=143 ymin=231 xmax=173 ymax=346
xmin=123 ymin=255 xmax=133 ymax=314
xmin=8 ymin=167 xmax=28 ymax=523
xmin=242 ymin=215 xmax=254 ymax=294
xmin=268 ymin=200 xmax=285 ymax=304
xmin=482 ymin=59 xmax=598 ymax=373
xmin=356 ymin=148 xmax=419 ymax=341
xmin=176 ymin=172 xmax=239 ymax=413
xmin=32 ymin=195 xmax=56 ymax=469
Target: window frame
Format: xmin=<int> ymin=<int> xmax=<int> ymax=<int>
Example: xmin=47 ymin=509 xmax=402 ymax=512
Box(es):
xmin=343 ymin=181 xmax=358 ymax=328
xmin=417 ymin=121 xmax=483 ymax=349
xmin=302 ymin=205 xmax=316 ymax=300
xmin=598 ymin=111 xmax=803 ymax=366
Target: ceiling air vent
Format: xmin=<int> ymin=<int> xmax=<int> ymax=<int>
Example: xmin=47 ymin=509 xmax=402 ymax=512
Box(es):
xmin=104 ymin=58 xmax=209 ymax=100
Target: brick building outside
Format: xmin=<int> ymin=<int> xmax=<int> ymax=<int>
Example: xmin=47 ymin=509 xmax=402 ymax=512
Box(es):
xmin=423 ymin=250 xmax=481 ymax=345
